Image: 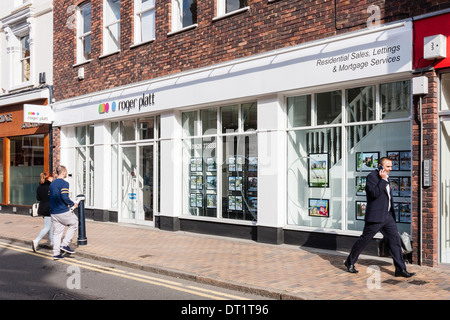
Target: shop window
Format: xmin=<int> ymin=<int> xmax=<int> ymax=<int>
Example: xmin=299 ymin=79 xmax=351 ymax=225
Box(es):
xmin=75 ymin=125 xmax=95 ymax=207
xmin=134 ymin=0 xmax=155 ymax=44
xmin=77 ymin=2 xmax=91 ymax=63
xmin=287 ymin=95 xmax=311 ymax=128
xmin=172 ymin=0 xmax=197 ymax=32
xmin=104 ymin=0 xmax=121 ymax=54
xmin=121 ymin=120 xmax=136 ymax=141
xmin=347 ymin=122 xmax=411 ymax=234
xmin=9 ymin=135 xmax=44 ymax=205
xmin=316 ymin=90 xmax=342 ymax=125
xmin=440 ymin=74 xmax=450 ymax=111
xmin=287 ymin=128 xmax=342 ymax=229
xmin=287 ymin=80 xmax=411 ymax=234
xmin=380 ymin=81 xmax=411 ymax=119
xmin=346 ymin=86 xmax=375 ymax=123
xmin=221 ymin=105 xmax=239 ymax=133
xmin=139 ymin=117 xmax=155 ymax=140
xmin=201 ymin=108 xmax=217 ymax=135
xmin=183 ymin=103 xmax=258 ymax=221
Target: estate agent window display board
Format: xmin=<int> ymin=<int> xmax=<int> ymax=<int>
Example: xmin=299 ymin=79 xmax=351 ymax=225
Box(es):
xmin=287 ymin=80 xmax=412 ymax=234
xmin=182 ymin=103 xmax=258 ymax=221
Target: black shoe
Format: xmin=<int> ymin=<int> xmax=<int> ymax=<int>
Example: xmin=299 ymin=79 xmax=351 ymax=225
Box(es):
xmin=395 ymin=270 xmax=416 ymax=278
xmin=344 ymin=261 xmax=359 ymax=273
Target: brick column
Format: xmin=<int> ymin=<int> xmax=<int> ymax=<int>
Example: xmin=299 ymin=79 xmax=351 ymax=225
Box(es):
xmin=412 ymin=70 xmax=439 ymax=266
xmin=52 ymin=126 xmax=61 ymax=176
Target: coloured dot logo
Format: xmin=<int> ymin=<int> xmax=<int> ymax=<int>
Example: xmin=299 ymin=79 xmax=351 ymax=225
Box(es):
xmin=98 ymin=103 xmax=110 ymax=114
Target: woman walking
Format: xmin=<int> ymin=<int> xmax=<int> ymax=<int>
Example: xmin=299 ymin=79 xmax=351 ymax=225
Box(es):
xmin=32 ymin=172 xmax=54 ymax=252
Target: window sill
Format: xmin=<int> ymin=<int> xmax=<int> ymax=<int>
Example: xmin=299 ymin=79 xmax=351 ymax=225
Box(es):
xmin=212 ymin=7 xmax=250 ymax=22
xmin=130 ymin=39 xmax=155 ymax=49
xmin=73 ymin=59 xmax=91 ymax=68
xmin=99 ymin=50 xmax=120 ymax=59
xmin=9 ymin=81 xmax=33 ymax=92
xmin=167 ymin=24 xmax=198 ymax=36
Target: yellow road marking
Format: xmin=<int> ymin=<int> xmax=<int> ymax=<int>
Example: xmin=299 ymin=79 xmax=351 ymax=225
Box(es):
xmin=0 ymin=241 xmax=250 ymax=300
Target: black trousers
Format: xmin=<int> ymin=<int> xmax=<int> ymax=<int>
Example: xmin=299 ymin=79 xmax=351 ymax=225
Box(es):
xmin=346 ymin=212 xmax=406 ymax=272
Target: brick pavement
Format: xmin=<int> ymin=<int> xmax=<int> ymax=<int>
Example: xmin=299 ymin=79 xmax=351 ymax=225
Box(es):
xmin=0 ymin=213 xmax=449 ymax=300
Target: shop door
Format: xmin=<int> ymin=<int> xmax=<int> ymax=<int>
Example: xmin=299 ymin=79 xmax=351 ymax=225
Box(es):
xmin=121 ymin=144 xmax=154 ymax=225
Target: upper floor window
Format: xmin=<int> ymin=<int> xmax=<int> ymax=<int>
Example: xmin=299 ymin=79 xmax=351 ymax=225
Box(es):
xmin=20 ymin=35 xmax=30 ymax=82
xmin=217 ymin=0 xmax=248 ymax=17
xmin=134 ymin=0 xmax=155 ymax=44
xmin=77 ymin=2 xmax=91 ymax=63
xmin=104 ymin=0 xmax=121 ymax=54
xmin=172 ymin=0 xmax=197 ymax=32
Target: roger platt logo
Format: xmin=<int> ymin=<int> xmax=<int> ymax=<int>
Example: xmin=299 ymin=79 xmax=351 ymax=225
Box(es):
xmin=98 ymin=101 xmax=117 ymax=114
xmin=98 ymin=92 xmax=155 ymax=115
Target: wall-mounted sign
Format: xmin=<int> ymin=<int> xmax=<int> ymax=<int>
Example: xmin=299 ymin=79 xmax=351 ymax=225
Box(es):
xmin=0 ymin=113 xmax=13 ymax=124
xmin=24 ymin=104 xmax=54 ymax=124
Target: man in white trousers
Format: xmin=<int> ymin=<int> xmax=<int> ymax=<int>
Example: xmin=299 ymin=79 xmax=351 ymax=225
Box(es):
xmin=49 ymin=165 xmax=78 ymax=260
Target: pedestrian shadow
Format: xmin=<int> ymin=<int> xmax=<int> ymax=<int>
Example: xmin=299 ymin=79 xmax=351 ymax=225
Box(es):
xmin=298 ymin=232 xmax=395 ymax=276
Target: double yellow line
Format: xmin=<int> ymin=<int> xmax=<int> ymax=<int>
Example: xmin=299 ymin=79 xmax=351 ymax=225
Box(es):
xmin=0 ymin=240 xmax=250 ymax=300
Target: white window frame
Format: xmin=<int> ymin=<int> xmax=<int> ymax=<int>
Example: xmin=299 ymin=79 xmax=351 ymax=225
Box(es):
xmin=103 ymin=0 xmax=121 ymax=56
xmin=133 ymin=0 xmax=156 ymax=46
xmin=19 ymin=35 xmax=30 ymax=82
xmin=76 ymin=2 xmax=92 ymax=64
xmin=171 ymin=0 xmax=197 ymax=34
xmin=215 ymin=0 xmax=249 ymax=19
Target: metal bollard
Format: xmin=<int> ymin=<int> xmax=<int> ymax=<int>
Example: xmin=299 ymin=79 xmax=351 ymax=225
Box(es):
xmin=76 ymin=194 xmax=87 ymax=246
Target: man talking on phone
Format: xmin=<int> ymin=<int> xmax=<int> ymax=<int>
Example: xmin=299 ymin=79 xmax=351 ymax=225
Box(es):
xmin=344 ymin=157 xmax=415 ymax=277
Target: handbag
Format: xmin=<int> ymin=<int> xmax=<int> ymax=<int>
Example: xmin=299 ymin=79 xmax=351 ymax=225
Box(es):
xmin=31 ymin=203 xmax=39 ymax=217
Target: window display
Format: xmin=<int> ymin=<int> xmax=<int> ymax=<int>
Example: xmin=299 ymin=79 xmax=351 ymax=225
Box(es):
xmin=183 ymin=102 xmax=257 ymax=221
xmin=287 ymin=80 xmax=412 ymax=234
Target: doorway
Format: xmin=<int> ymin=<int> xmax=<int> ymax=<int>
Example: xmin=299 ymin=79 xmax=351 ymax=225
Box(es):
xmin=121 ymin=144 xmax=154 ymax=225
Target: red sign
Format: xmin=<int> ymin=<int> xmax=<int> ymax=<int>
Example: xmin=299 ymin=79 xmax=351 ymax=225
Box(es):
xmin=413 ymin=12 xmax=450 ymax=69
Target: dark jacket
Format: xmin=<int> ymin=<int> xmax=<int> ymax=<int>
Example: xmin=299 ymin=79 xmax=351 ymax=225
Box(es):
xmin=364 ymin=169 xmax=396 ymax=223
xmin=36 ymin=180 xmax=51 ymax=216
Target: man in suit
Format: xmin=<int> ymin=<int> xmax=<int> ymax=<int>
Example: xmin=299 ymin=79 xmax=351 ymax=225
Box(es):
xmin=345 ymin=157 xmax=415 ymax=277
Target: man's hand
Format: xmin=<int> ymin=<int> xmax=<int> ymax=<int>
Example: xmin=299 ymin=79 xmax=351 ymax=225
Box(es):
xmin=379 ymin=169 xmax=388 ymax=180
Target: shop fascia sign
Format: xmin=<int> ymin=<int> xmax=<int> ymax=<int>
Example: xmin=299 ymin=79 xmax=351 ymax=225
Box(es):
xmin=23 ymin=104 xmax=54 ymax=124
xmin=0 ymin=113 xmax=13 ymax=124
xmin=98 ymin=92 xmax=155 ymax=115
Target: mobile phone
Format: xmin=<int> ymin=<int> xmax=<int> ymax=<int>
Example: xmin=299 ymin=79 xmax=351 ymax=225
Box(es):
xmin=377 ymin=164 xmax=384 ymax=171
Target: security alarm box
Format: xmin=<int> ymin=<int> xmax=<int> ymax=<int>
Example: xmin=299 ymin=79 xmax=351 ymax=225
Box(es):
xmin=412 ymin=76 xmax=428 ymax=95
xmin=424 ymin=34 xmax=447 ymax=60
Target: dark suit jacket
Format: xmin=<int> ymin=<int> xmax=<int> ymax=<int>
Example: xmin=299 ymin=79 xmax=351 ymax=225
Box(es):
xmin=364 ymin=169 xmax=396 ymax=223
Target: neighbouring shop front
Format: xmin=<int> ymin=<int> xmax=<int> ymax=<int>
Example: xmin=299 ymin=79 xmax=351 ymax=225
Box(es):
xmin=0 ymin=88 xmax=51 ymax=213
xmin=52 ymin=21 xmax=416 ymax=256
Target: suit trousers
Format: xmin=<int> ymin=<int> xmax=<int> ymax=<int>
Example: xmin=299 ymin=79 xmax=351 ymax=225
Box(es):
xmin=346 ymin=212 xmax=406 ymax=272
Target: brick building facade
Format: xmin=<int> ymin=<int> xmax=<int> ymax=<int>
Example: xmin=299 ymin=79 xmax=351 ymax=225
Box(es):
xmin=50 ymin=1 xmax=450 ymax=266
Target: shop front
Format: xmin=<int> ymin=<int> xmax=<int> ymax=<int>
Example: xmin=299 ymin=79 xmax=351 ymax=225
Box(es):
xmin=53 ymin=20 xmax=414 ymax=252
xmin=0 ymin=88 xmax=51 ymax=213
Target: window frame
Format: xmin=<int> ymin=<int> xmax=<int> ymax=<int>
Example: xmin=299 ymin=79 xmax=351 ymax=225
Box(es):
xmin=77 ymin=2 xmax=92 ymax=64
xmin=133 ymin=0 xmax=156 ymax=46
xmin=171 ymin=0 xmax=198 ymax=33
xmin=103 ymin=0 xmax=121 ymax=55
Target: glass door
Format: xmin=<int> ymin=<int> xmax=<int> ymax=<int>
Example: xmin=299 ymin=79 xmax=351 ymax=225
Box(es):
xmin=121 ymin=146 xmax=137 ymax=221
xmin=120 ymin=144 xmax=154 ymax=225
xmin=138 ymin=144 xmax=154 ymax=223
xmin=440 ymin=118 xmax=450 ymax=263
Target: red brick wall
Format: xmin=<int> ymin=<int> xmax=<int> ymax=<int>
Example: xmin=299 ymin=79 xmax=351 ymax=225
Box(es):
xmin=412 ymin=70 xmax=439 ymax=267
xmin=53 ymin=0 xmax=450 ymax=101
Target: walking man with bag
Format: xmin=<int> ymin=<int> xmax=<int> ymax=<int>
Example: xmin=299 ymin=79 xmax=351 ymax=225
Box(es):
xmin=50 ymin=165 xmax=78 ymax=260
